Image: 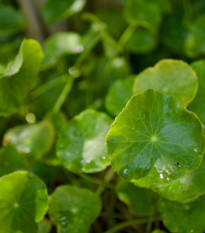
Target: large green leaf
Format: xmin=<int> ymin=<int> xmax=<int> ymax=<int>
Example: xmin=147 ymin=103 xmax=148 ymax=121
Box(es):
xmin=0 ymin=171 xmax=48 ymax=233
xmin=106 ymin=89 xmax=204 ymax=189
xmin=133 ymin=59 xmax=198 ymax=106
xmin=116 ymin=178 xmax=153 ymax=216
xmin=48 ymin=185 xmax=101 ymax=233
xmin=0 ymin=6 xmax=24 ymax=33
xmin=159 ymin=195 xmax=205 ymax=233
xmin=105 ymin=77 xmax=134 ymax=117
xmin=0 ymin=39 xmax=44 ymax=116
xmin=4 ymin=121 xmax=55 ymax=159
xmin=0 ymin=145 xmax=26 ymax=177
xmin=188 ymin=60 xmax=205 ymax=125
xmin=44 ymin=32 xmax=84 ymax=66
xmin=42 ymin=0 xmax=86 ymax=23
xmin=156 ymin=158 xmax=205 ymax=203
xmin=57 ymin=109 xmax=112 ymax=173
xmin=185 ymin=15 xmax=205 ymax=58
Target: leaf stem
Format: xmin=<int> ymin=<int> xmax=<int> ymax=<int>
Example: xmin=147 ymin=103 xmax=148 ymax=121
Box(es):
xmin=117 ymin=24 xmax=137 ymax=52
xmin=104 ymin=217 xmax=160 ymax=233
xmin=53 ymin=75 xmax=74 ymax=112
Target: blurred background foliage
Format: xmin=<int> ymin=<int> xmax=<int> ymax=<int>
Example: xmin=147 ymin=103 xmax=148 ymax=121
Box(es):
xmin=1 ymin=0 xmax=205 ymax=125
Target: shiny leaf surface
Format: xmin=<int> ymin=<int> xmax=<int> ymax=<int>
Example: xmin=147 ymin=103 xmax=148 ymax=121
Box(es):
xmin=107 ymin=89 xmax=204 ymax=189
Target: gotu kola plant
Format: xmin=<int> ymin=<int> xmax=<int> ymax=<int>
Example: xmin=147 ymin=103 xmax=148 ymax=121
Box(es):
xmin=1 ymin=0 xmax=205 ymax=232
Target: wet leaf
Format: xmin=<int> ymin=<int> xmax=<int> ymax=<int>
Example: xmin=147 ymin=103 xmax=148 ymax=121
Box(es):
xmin=57 ymin=109 xmax=112 ymax=173
xmin=4 ymin=121 xmax=55 ymax=159
xmin=48 ymin=185 xmax=101 ymax=233
xmin=106 ymin=89 xmax=204 ymax=189
xmin=0 ymin=171 xmax=48 ymax=233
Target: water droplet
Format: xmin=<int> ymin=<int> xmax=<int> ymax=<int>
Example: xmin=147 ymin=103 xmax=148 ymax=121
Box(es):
xmin=177 ymin=162 xmax=181 ymax=168
xmin=102 ymin=156 xmax=106 ymax=160
xmin=160 ymin=173 xmax=164 ymax=179
xmin=80 ymin=160 xmax=86 ymax=166
xmin=194 ymin=148 xmax=198 ymax=153
xmin=86 ymin=159 xmax=91 ymax=163
xmin=123 ymin=169 xmax=128 ymax=174
xmin=68 ymin=66 xmax=81 ymax=78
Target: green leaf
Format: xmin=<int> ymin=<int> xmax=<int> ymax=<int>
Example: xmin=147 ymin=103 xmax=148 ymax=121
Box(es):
xmin=0 ymin=39 xmax=44 ymax=116
xmin=57 ymin=109 xmax=112 ymax=173
xmin=0 ymin=145 xmax=26 ymax=177
xmin=133 ymin=59 xmax=198 ymax=106
xmin=0 ymin=171 xmax=48 ymax=233
xmin=116 ymin=178 xmax=153 ymax=216
xmin=105 ymin=77 xmax=134 ymax=116
xmin=42 ymin=0 xmax=86 ymax=23
xmin=38 ymin=219 xmax=51 ymax=233
xmin=106 ymin=89 xmax=204 ymax=189
xmin=125 ymin=28 xmax=157 ymax=54
xmin=0 ymin=6 xmax=24 ymax=33
xmin=124 ymin=0 xmax=161 ymax=29
xmin=44 ymin=32 xmax=84 ymax=67
xmin=185 ymin=15 xmax=205 ymax=58
xmin=48 ymin=185 xmax=101 ymax=233
xmin=159 ymin=195 xmax=205 ymax=233
xmin=156 ymin=158 xmax=205 ymax=203
xmin=4 ymin=121 xmax=55 ymax=159
xmin=188 ymin=60 xmax=205 ymax=125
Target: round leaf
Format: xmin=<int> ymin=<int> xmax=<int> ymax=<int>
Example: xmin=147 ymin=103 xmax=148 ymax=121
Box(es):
xmin=188 ymin=60 xmax=205 ymax=125
xmin=133 ymin=59 xmax=198 ymax=106
xmin=48 ymin=185 xmax=101 ymax=233
xmin=159 ymin=195 xmax=205 ymax=233
xmin=4 ymin=121 xmax=55 ymax=159
xmin=0 ymin=39 xmax=44 ymax=116
xmin=116 ymin=178 xmax=153 ymax=216
xmin=106 ymin=89 xmax=204 ymax=189
xmin=105 ymin=77 xmax=134 ymax=117
xmin=57 ymin=109 xmax=112 ymax=173
xmin=156 ymin=158 xmax=205 ymax=203
xmin=42 ymin=0 xmax=86 ymax=23
xmin=44 ymin=32 xmax=84 ymax=66
xmin=0 ymin=171 xmax=48 ymax=233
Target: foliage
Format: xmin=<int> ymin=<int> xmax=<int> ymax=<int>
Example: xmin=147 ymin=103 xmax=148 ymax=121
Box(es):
xmin=1 ymin=0 xmax=205 ymax=232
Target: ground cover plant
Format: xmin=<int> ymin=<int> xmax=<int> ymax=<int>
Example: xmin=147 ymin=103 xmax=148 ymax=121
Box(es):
xmin=1 ymin=0 xmax=205 ymax=232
